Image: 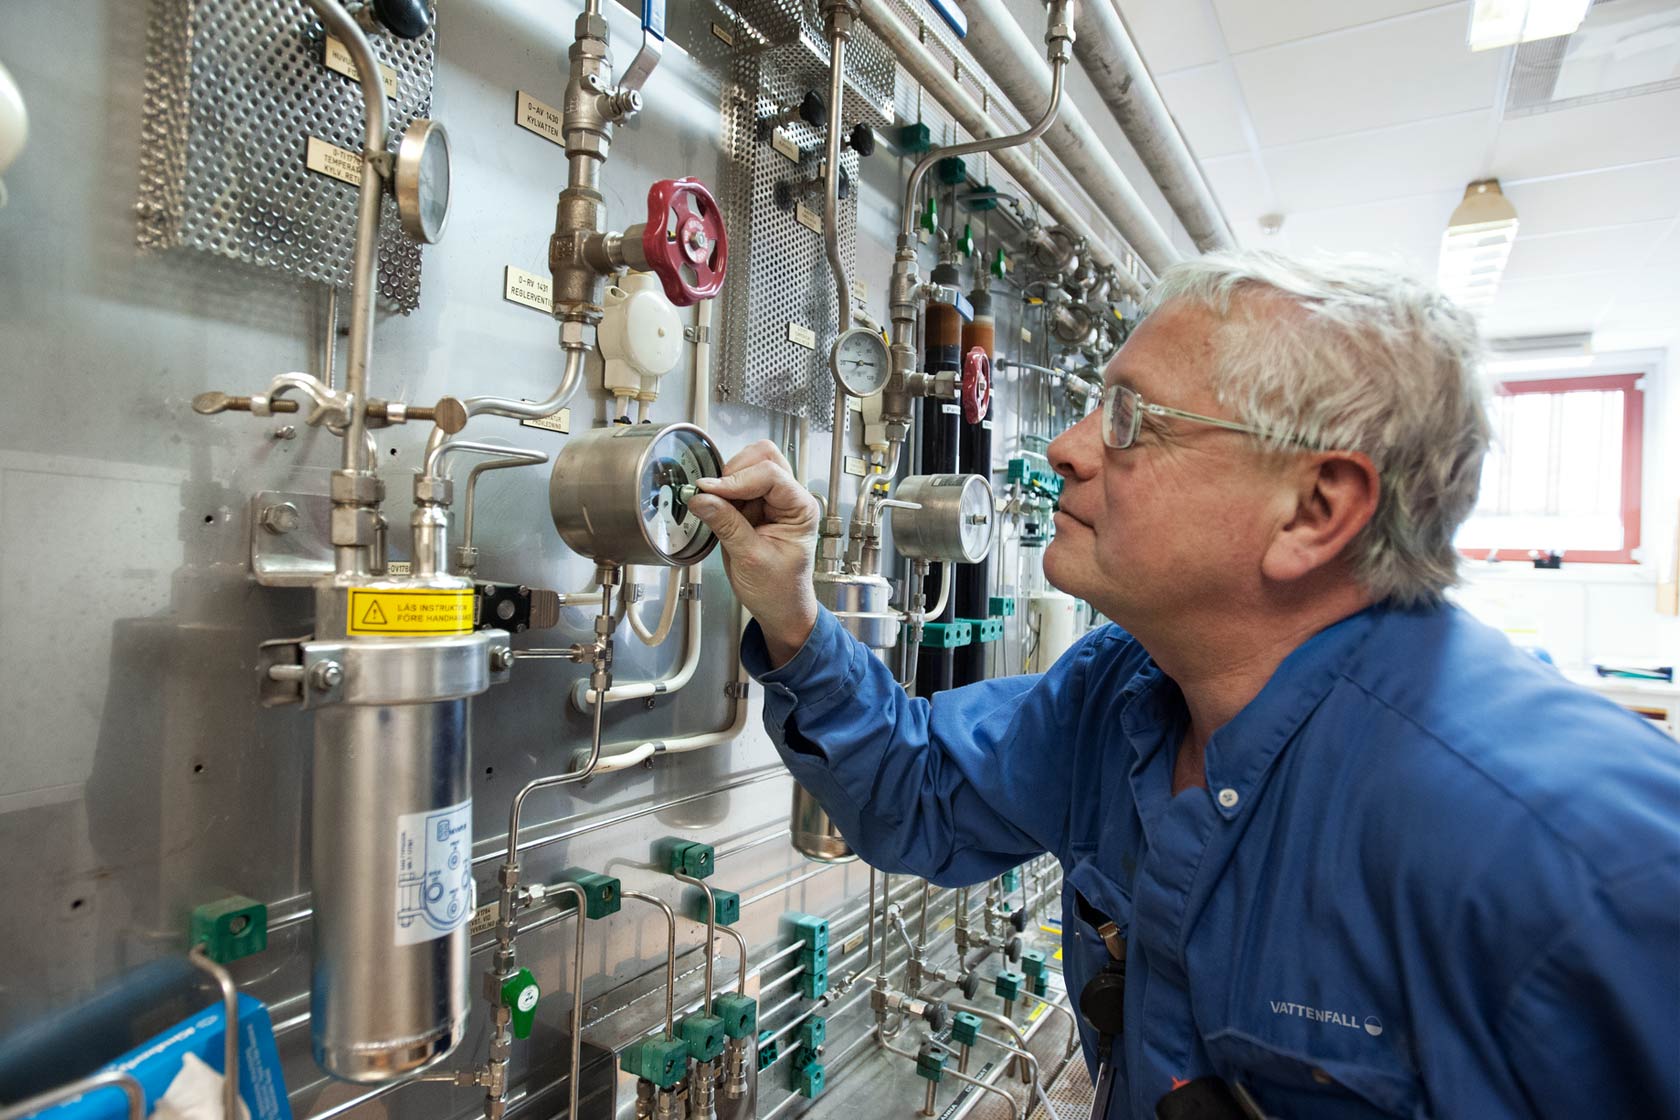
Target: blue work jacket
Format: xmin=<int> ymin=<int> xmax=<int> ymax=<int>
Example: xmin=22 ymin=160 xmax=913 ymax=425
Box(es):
xmin=742 ymin=600 xmax=1680 ymax=1118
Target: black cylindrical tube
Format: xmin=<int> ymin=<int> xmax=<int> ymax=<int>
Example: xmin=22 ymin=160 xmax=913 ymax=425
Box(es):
xmin=915 ymin=263 xmax=964 ymax=695
xmin=954 ymin=285 xmax=995 ymax=687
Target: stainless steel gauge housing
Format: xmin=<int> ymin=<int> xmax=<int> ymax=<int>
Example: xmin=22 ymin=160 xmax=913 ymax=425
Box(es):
xmin=395 ymin=118 xmax=451 ymax=244
xmin=890 ymin=473 xmax=996 ymax=564
xmin=828 ymin=326 xmax=892 ymax=397
xmin=550 ymin=422 xmax=724 ymax=566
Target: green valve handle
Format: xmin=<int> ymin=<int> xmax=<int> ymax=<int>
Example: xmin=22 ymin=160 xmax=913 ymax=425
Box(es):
xmin=502 ymin=968 xmax=540 ymax=1039
xmin=920 ymin=195 xmax=938 ymax=237
xmin=991 ymin=248 xmax=1007 ymax=280
xmin=959 ymin=222 xmax=975 ymax=258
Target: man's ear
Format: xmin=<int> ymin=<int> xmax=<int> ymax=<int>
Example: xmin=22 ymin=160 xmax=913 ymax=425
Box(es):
xmin=1260 ymin=451 xmax=1380 ymax=584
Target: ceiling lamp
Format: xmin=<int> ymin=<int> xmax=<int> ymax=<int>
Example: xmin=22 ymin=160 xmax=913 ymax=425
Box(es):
xmin=1468 ymin=0 xmax=1592 ymax=51
xmin=1439 ymin=179 xmax=1520 ymax=312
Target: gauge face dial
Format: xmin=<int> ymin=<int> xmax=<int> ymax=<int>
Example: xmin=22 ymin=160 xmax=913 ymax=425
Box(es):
xmin=639 ymin=427 xmax=723 ymax=562
xmin=956 ymin=475 xmax=994 ymax=562
xmin=829 ymin=326 xmax=891 ymax=397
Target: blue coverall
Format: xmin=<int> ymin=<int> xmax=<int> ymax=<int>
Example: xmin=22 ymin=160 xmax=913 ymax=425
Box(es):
xmin=742 ymin=600 xmax=1680 ymax=1118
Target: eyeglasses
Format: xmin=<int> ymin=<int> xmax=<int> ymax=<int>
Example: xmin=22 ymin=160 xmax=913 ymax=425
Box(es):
xmin=1101 ymin=384 xmax=1306 ymax=451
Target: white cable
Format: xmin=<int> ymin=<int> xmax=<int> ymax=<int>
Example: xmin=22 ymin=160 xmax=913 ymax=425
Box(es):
xmin=626 ymin=564 xmax=682 ymax=646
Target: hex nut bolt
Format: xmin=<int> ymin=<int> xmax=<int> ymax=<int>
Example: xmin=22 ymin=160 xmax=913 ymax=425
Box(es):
xmin=490 ymin=647 xmax=514 ymax=673
xmin=310 ymin=661 xmax=344 ymax=691
xmin=260 ymin=502 xmax=301 ymax=535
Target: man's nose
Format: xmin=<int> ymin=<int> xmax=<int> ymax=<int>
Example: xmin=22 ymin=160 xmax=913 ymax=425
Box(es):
xmin=1049 ymin=408 xmax=1102 ymax=483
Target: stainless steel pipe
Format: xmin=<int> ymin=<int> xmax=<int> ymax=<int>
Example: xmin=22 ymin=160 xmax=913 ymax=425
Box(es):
xmin=958 ymin=0 xmax=1183 ymax=275
xmin=1073 ymin=0 xmax=1235 ymax=252
xmin=857 ymin=0 xmax=1144 ymax=296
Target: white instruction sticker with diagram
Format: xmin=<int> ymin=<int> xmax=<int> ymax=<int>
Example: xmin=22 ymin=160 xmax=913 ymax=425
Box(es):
xmin=395 ymin=797 xmax=474 ymax=946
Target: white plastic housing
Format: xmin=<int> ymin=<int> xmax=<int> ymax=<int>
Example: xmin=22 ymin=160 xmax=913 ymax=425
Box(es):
xmin=598 ymin=270 xmax=683 ymax=402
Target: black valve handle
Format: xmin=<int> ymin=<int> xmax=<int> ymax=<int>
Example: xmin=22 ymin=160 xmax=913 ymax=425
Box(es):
xmin=847 ymin=121 xmax=876 ymax=157
xmin=372 ymin=0 xmax=431 ymax=39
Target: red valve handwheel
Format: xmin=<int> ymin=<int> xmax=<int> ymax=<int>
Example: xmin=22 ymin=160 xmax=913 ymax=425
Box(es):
xmin=642 ymin=177 xmax=729 ymax=307
xmin=962 ymin=346 xmax=992 ymax=424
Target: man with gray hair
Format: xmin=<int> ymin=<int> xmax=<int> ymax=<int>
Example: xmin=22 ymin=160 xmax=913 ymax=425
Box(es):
xmin=689 ymin=251 xmax=1680 ymax=1118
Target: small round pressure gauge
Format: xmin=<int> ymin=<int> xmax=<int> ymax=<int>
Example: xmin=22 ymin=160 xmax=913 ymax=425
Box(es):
xmin=394 ymin=118 xmax=451 ymax=244
xmin=890 ymin=473 xmax=995 ymax=564
xmin=550 ymin=422 xmax=724 ymax=566
xmin=829 ymin=326 xmax=891 ymax=397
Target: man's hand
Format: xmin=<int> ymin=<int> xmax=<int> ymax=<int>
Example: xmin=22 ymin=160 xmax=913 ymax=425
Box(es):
xmin=688 ymin=440 xmax=821 ymax=667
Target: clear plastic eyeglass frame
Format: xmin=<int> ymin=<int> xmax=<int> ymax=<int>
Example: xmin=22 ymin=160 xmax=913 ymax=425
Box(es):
xmin=1101 ymin=384 xmax=1307 ymax=450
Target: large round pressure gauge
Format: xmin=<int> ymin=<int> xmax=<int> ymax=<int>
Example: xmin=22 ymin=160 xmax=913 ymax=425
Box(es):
xmin=890 ymin=474 xmax=995 ymax=564
xmin=549 ymin=423 xmax=724 ymax=566
xmin=829 ymin=326 xmax=891 ymax=397
xmin=395 ymin=118 xmax=451 ymax=244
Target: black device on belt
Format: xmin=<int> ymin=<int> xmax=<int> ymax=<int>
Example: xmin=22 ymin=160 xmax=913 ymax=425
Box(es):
xmin=1075 ymin=894 xmax=1263 ymax=1120
xmin=1076 ymin=889 xmax=1128 ymax=1120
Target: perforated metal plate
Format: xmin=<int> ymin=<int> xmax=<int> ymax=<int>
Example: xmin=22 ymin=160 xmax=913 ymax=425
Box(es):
xmin=137 ymin=0 xmax=436 ymax=311
xmin=715 ymin=23 xmax=895 ymax=427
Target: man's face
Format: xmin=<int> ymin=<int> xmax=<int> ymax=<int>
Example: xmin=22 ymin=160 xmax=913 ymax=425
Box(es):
xmin=1042 ymin=299 xmax=1290 ymax=631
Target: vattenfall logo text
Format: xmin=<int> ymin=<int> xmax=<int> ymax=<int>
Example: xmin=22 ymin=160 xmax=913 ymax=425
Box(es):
xmin=1270 ymin=1001 xmax=1384 ymax=1037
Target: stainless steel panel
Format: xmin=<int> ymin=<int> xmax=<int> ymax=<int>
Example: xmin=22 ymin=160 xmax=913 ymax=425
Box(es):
xmin=0 ymin=1 xmax=1059 ymax=1117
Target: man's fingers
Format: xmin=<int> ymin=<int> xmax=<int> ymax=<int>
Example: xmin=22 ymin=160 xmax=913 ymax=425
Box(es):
xmin=700 ymin=459 xmax=796 ymax=505
xmin=688 ymin=493 xmax=757 ymax=549
xmin=714 ymin=439 xmax=790 ymax=480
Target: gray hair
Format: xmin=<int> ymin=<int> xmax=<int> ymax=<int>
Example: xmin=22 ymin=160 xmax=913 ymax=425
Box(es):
xmin=1145 ymin=250 xmax=1490 ymax=608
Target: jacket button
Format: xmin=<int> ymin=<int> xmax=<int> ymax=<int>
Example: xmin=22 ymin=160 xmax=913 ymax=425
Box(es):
xmin=1217 ymin=787 xmax=1240 ymax=809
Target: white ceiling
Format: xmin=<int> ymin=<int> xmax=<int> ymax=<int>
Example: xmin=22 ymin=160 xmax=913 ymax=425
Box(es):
xmin=1118 ymin=0 xmax=1680 ymax=346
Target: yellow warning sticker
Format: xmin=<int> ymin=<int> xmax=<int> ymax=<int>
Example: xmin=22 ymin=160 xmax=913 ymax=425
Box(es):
xmin=1028 ymin=1002 xmax=1048 ymax=1022
xmin=347 ymin=587 xmax=475 ymax=635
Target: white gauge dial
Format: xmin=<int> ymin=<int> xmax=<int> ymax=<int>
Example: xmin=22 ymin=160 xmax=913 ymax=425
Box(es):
xmin=829 ymin=326 xmax=891 ymax=397
xmin=955 ymin=475 xmax=995 ymax=563
xmin=639 ymin=427 xmax=722 ymax=563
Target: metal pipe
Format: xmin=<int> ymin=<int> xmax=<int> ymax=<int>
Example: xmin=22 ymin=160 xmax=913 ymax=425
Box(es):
xmin=947 ymin=1001 xmax=1040 ymax=1087
xmin=719 ymin=924 xmax=749 ymax=997
xmin=857 ymin=0 xmax=1143 ymax=296
xmin=898 ymin=16 xmax=1068 ymax=243
xmin=819 ymin=5 xmax=856 ymax=565
xmin=424 ymin=342 xmax=588 ymax=467
xmin=188 ymin=944 xmax=239 ymax=1120
xmin=501 ymin=577 xmax=615 ymax=872
xmin=877 ymin=1032 xmax=1023 ymax=1120
xmin=459 ymin=452 xmax=550 ymax=554
xmin=302 ymin=0 xmax=388 ymax=477
xmin=675 ymin=872 xmax=718 ymax=1014
xmin=624 ymin=889 xmax=679 ymax=1038
xmin=0 ymin=1070 xmax=147 ymax=1120
xmin=1021 ymin=990 xmax=1081 ymax=1058
xmin=958 ymin=0 xmax=1181 ymax=274
xmin=1073 ymin=0 xmax=1234 ymax=252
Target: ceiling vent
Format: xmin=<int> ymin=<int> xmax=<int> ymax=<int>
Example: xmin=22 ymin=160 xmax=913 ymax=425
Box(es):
xmin=1505 ymin=0 xmax=1680 ymax=117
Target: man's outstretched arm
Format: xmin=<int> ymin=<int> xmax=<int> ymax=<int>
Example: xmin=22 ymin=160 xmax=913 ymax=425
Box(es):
xmin=691 ymin=441 xmax=1101 ymax=880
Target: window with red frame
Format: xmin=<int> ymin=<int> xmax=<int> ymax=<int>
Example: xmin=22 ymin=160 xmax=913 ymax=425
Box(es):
xmin=1456 ymin=373 xmax=1644 ymax=564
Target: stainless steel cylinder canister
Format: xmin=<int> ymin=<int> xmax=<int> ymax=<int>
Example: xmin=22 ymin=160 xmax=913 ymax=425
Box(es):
xmin=549 ymin=422 xmax=724 ymax=566
xmin=303 ymin=575 xmax=505 ymax=1083
xmin=312 ymin=698 xmax=472 ymax=1081
xmin=890 ymin=474 xmax=996 ymax=564
xmin=793 ymin=571 xmax=903 ymax=862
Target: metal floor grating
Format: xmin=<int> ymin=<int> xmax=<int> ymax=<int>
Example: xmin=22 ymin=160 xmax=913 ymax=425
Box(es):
xmin=1043 ymin=1052 xmax=1097 ymax=1116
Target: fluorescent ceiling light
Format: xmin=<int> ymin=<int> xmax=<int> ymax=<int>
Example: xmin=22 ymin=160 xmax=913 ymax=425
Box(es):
xmin=1439 ymin=180 xmax=1519 ymax=311
xmin=1485 ymin=354 xmax=1597 ymax=375
xmin=1469 ymin=0 xmax=1592 ymax=51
